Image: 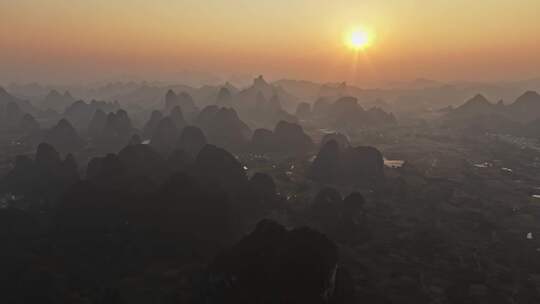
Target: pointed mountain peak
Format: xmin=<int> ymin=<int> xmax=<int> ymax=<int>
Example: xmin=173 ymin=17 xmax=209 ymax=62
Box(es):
xmin=36 ymin=142 xmax=61 ymax=165
xmin=254 ymin=75 xmax=268 ymax=87
xmin=56 ymin=118 xmax=75 ymax=130
xmin=466 ymin=94 xmax=490 ymax=105
xmin=63 ymin=90 xmax=73 ymax=98
xmin=218 ymin=87 xmax=231 ymax=97
xmin=178 ymin=91 xmax=193 ymax=100
xmin=515 ymin=90 xmax=540 ymax=104
xmin=165 ymin=89 xmax=177 ymax=99
xmin=47 ymin=89 xmax=62 ymax=98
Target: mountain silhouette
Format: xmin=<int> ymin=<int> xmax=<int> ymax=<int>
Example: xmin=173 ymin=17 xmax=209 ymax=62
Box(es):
xmin=195 ymin=106 xmax=251 ymax=152
xmin=194 ymin=144 xmax=247 ymax=191
xmin=150 ymin=117 xmax=180 ymax=156
xmin=508 ymin=90 xmax=540 ymax=122
xmin=206 ymin=219 xmax=351 ymax=303
xmin=273 ymin=120 xmax=314 ymax=155
xmin=142 ymin=110 xmax=164 ymax=139
xmin=44 ymin=119 xmax=85 ymax=153
xmin=310 ymin=140 xmax=384 ymax=188
xmin=40 ymin=90 xmax=75 ymax=112
xmin=295 ymin=101 xmax=312 ymax=120
xmin=164 ymin=90 xmax=198 ymax=121
xmin=64 ymin=99 xmax=120 ymax=130
xmin=2 ymin=143 xmax=79 ymax=203
xmin=176 ymin=125 xmax=207 ymax=157
xmin=216 ymin=87 xmax=234 ymax=107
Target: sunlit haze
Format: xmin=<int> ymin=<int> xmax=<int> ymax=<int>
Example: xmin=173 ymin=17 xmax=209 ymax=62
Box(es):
xmin=1 ymin=0 xmax=540 ymax=85
xmin=4 ymin=2 xmax=540 ymax=303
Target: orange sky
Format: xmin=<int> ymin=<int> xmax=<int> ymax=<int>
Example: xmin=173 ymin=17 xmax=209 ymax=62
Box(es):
xmin=1 ymin=0 xmax=540 ymax=86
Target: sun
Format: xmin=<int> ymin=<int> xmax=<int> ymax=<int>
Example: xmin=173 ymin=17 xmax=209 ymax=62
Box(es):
xmin=346 ymin=27 xmax=372 ymax=50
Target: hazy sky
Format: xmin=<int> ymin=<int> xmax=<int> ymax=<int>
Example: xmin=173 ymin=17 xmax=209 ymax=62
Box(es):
xmin=1 ymin=0 xmax=539 ymax=86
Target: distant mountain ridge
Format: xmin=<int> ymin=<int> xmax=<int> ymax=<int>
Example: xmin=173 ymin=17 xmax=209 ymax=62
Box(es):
xmin=449 ymin=91 xmax=540 ymax=122
xmin=39 ymin=89 xmax=76 ymax=112
xmin=0 ymin=86 xmax=37 ymax=115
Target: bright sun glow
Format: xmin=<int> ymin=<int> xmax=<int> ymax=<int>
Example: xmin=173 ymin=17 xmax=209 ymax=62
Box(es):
xmin=346 ymin=28 xmax=372 ymax=50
